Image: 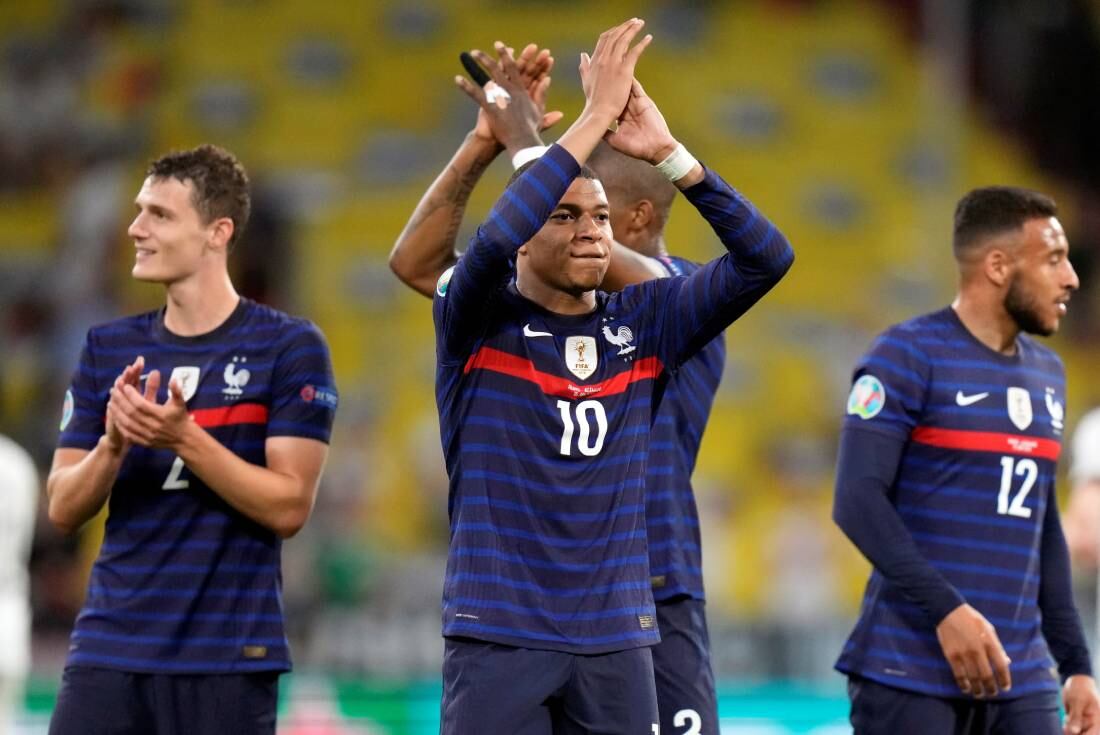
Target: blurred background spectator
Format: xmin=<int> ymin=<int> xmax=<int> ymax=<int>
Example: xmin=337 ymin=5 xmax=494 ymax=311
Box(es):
xmin=0 ymin=434 xmax=38 ymax=735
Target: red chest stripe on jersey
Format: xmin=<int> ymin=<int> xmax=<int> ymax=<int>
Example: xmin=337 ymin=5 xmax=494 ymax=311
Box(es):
xmin=463 ymin=347 xmax=664 ymax=399
xmin=910 ymin=426 xmax=1061 ymax=461
xmin=190 ymin=403 xmax=269 ymax=428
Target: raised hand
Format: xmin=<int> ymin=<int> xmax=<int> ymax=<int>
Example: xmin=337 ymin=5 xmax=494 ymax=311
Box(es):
xmin=578 ymin=19 xmax=652 ymax=126
xmin=600 ymin=78 xmax=678 ymax=164
xmin=935 ymin=603 xmax=1012 ymax=698
xmin=514 ymin=43 xmax=557 ymax=116
xmin=520 ymin=19 xmax=653 ymax=169
xmin=456 ymin=42 xmax=563 ymax=152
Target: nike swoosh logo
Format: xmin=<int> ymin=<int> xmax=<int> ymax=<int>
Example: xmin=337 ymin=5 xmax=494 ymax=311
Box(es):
xmin=523 ymin=324 xmax=553 ymax=338
xmin=955 ymin=391 xmax=990 ymax=406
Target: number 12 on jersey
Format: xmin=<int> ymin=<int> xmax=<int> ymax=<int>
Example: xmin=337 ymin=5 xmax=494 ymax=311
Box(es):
xmin=557 ymin=400 xmax=608 ymax=457
xmin=997 ymin=456 xmax=1037 ymax=518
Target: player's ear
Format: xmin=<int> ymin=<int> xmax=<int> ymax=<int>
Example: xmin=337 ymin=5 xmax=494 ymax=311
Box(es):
xmin=631 ymin=200 xmax=654 ymax=230
xmin=207 ymin=216 xmax=235 ymax=253
xmin=984 ymin=247 xmax=1012 ymax=287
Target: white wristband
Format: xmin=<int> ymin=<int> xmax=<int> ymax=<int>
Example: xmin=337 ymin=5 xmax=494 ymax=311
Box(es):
xmin=653 ymin=143 xmax=698 ymax=182
xmin=512 ymin=145 xmax=549 ymax=169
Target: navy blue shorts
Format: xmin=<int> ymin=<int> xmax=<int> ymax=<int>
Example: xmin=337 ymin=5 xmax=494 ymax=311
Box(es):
xmin=848 ymin=675 xmax=1061 ymax=735
xmin=653 ymin=597 xmax=719 ymax=735
xmin=48 ymin=666 xmax=279 ymax=735
xmin=441 ymin=637 xmax=658 ymax=735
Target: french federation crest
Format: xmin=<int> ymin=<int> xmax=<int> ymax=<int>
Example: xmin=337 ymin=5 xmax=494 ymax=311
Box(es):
xmin=601 ymin=324 xmax=636 ymax=356
xmin=168 ymin=366 xmax=201 ymax=402
xmin=1007 ymin=387 xmax=1033 ymax=431
xmin=1045 ymin=388 xmax=1064 ymax=432
xmin=565 ymin=336 xmax=597 ymax=380
xmin=222 ymin=357 xmax=250 ymax=397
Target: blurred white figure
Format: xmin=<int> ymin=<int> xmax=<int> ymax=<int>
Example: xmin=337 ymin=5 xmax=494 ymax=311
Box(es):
xmin=0 ymin=435 xmax=38 ymax=735
xmin=1065 ymin=407 xmax=1100 ymax=671
xmin=1065 ymin=408 xmax=1100 ymax=567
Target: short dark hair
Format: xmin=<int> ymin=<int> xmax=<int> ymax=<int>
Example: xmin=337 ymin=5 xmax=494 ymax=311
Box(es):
xmin=587 ymin=141 xmax=676 ymax=224
xmin=507 ymin=159 xmax=600 ymax=187
xmin=953 ymin=186 xmax=1057 ymax=258
xmin=147 ymin=144 xmax=251 ymax=247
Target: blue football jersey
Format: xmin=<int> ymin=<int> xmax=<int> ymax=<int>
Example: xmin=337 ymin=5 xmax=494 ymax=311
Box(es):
xmin=58 ymin=298 xmax=337 ymax=673
xmin=647 ymin=255 xmax=726 ymax=602
xmin=433 ymin=144 xmax=792 ymax=654
xmin=836 ymin=307 xmax=1067 ymax=698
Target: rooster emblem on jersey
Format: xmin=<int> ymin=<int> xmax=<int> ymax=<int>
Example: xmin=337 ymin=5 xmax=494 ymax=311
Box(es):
xmin=1045 ymin=388 xmax=1064 ymax=432
xmin=602 ymin=324 xmax=636 ymax=356
xmin=222 ymin=356 xmax=251 ymax=397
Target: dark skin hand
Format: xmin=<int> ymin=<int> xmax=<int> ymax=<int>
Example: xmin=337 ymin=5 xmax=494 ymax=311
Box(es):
xmin=389 ymin=42 xmax=561 ymax=298
xmin=456 ymin=44 xmax=560 ymax=153
xmin=935 ymin=603 xmax=1012 ymax=698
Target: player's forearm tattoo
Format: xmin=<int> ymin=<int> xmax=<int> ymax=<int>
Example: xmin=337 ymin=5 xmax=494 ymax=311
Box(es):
xmin=406 ymin=152 xmax=494 ymax=253
xmin=442 ymin=155 xmax=492 ymax=246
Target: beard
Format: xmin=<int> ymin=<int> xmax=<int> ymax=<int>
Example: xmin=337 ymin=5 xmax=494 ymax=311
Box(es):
xmin=1004 ymin=273 xmax=1053 ymax=336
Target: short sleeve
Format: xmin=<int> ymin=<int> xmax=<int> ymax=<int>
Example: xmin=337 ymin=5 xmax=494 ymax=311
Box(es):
xmin=57 ymin=331 xmax=106 ymax=450
xmin=842 ymin=327 xmax=931 ymax=441
xmin=267 ymin=322 xmax=338 ymax=443
xmin=1070 ymin=408 xmax=1100 ymax=482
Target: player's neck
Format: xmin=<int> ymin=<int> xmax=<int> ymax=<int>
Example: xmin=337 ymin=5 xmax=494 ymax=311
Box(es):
xmin=652 ymin=235 xmax=668 ymax=259
xmin=951 ymin=296 xmax=1020 ymax=355
xmin=515 ymin=276 xmax=597 ymax=316
xmin=163 ymin=272 xmax=241 ymax=337
xmin=622 ymin=232 xmax=667 ymax=259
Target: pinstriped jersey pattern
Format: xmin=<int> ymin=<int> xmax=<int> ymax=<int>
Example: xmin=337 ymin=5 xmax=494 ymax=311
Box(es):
xmin=647 ymin=255 xmax=725 ymax=602
xmin=57 ymin=299 xmax=337 ymax=673
xmin=836 ymin=307 xmax=1065 ymax=697
xmin=433 ymin=144 xmax=792 ymax=653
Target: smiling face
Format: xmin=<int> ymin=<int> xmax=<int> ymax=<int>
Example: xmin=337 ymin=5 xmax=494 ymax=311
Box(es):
xmin=128 ymin=175 xmax=227 ymax=284
xmin=516 ymin=177 xmax=612 ymax=297
xmin=1003 ymin=216 xmax=1079 ymax=336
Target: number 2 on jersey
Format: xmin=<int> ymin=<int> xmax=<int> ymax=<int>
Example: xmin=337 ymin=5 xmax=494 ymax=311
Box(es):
xmin=673 ymin=710 xmax=701 ymax=735
xmin=162 ymin=455 xmax=190 ymax=490
xmin=997 ymin=456 xmax=1036 ymax=518
xmin=556 ymin=400 xmax=607 ymax=456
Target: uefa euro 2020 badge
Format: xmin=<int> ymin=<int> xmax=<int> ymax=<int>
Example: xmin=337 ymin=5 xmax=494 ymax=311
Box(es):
xmin=436 ymin=266 xmax=455 ymax=298
xmin=847 ymin=374 xmax=885 ymax=420
xmin=60 ymin=389 xmax=74 ymax=431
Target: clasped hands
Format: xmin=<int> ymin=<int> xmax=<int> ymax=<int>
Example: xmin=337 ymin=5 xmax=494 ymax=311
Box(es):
xmin=104 ymin=355 xmax=192 ymax=454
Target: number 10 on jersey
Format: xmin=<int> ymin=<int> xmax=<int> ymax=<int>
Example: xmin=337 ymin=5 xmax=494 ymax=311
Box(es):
xmin=557 ymin=400 xmax=608 ymax=456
